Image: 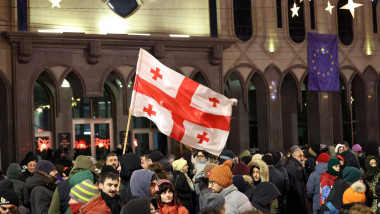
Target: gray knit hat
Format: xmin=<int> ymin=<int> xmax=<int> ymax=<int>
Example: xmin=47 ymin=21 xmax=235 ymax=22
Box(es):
xmin=70 ymin=179 xmax=98 ymax=203
xmin=199 ymin=193 xmax=225 ymax=211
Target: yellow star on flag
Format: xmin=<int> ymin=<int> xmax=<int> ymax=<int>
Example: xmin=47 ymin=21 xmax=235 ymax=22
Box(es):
xmin=339 ymin=0 xmax=363 ymax=18
xmin=291 ymin=3 xmax=300 ymax=17
xmin=325 ymin=1 xmax=334 ymax=15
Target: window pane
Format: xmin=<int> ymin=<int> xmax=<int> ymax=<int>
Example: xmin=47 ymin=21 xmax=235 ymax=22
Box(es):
xmin=337 ymin=0 xmax=353 ymax=45
xmin=288 ymin=1 xmax=305 ymax=43
xmin=92 ymin=89 xmax=112 ymax=118
xmin=34 ymin=82 xmax=51 ymax=132
xmin=95 ymin=123 xmax=110 ymax=159
xmin=74 ymin=124 xmax=91 ymax=157
xmin=233 ymin=0 xmax=253 ymax=41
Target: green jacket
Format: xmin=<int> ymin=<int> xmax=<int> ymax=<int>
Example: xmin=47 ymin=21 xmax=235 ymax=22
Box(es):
xmin=6 ymin=163 xmax=30 ymax=207
xmin=48 ymin=155 xmax=98 ymax=214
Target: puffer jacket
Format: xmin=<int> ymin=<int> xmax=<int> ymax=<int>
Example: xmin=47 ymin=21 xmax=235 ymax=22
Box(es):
xmin=220 ymin=184 xmax=254 ymax=213
xmin=306 ymin=162 xmax=327 ymax=214
xmin=26 ymin=170 xmax=57 ymax=214
xmin=6 ymin=163 xmax=30 ymax=207
xmin=79 ymin=194 xmax=111 ymax=213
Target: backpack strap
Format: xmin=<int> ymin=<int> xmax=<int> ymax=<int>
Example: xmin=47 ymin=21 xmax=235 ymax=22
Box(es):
xmin=324 ymin=201 xmax=339 ymax=214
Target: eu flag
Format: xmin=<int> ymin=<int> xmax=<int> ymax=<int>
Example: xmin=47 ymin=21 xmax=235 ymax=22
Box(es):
xmin=308 ymin=33 xmax=339 ymax=92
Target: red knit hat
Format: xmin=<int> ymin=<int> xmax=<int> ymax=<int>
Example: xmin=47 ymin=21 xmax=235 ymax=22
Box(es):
xmin=208 ymin=160 xmax=233 ymax=188
xmin=317 ymin=153 xmax=330 ymax=163
xmin=232 ymin=162 xmax=249 ymax=176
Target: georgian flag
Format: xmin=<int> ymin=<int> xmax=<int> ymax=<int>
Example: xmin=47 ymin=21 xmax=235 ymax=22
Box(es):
xmin=130 ymin=49 xmax=237 ymax=156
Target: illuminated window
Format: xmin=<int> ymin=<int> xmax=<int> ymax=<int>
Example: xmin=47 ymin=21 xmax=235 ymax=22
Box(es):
xmin=34 ymin=82 xmax=52 ymax=132
xmin=72 ymin=88 xmax=112 ymax=119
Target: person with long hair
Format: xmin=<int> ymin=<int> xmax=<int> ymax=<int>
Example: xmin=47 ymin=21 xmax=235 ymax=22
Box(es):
xmin=156 ymin=179 xmax=189 ymax=214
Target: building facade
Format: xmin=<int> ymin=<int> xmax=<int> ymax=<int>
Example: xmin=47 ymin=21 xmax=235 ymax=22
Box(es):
xmin=0 ymin=0 xmax=379 ymax=168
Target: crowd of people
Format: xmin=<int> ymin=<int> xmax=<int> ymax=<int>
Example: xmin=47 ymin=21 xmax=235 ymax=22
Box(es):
xmin=0 ymin=141 xmax=379 ymax=214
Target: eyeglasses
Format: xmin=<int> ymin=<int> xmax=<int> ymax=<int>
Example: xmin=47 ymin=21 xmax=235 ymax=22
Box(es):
xmin=208 ymin=180 xmax=216 ymax=185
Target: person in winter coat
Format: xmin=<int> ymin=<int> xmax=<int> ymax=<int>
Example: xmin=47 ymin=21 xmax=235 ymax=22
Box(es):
xmin=119 ymin=153 xmax=143 ymax=205
xmin=67 ymin=179 xmax=99 ymax=214
xmin=172 ymin=159 xmax=194 ymax=213
xmin=199 ymin=193 xmax=226 ymax=214
xmin=20 ymin=152 xmax=38 ymax=182
xmin=156 ymin=179 xmax=189 ymax=214
xmin=270 ymin=150 xmax=289 ymax=214
xmin=129 ymin=169 xmax=159 ymax=200
xmin=26 ymin=160 xmax=58 ymax=214
xmin=305 ymin=144 xmax=320 ymax=176
xmin=207 ymin=160 xmax=253 ymax=213
xmin=318 ymin=166 xmax=362 ymax=213
xmin=320 ymin=158 xmax=341 ymax=204
xmin=339 ymin=181 xmax=366 ymax=214
xmin=364 ymin=155 xmax=380 ymax=211
xmin=48 ymin=155 xmax=98 ymax=214
xmin=261 ymin=155 xmax=285 ymax=210
xmin=248 ymin=158 xmax=269 ymax=187
xmin=285 ymin=146 xmax=308 ymax=213
xmin=192 ymin=150 xmax=210 ymax=213
xmin=6 ymin=163 xmax=30 ymax=207
xmin=251 ymin=182 xmax=281 ymax=214
xmin=306 ymin=153 xmax=330 ymax=214
xmin=341 ymin=142 xmax=360 ymax=169
xmin=232 ymin=175 xmax=255 ymax=201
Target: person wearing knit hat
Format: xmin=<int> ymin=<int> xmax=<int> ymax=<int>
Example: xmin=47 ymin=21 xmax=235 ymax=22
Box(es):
xmin=172 ymin=159 xmax=194 ymax=212
xmin=207 ymin=160 xmax=253 ymax=213
xmin=320 ymin=158 xmax=341 ymax=204
xmin=352 ymin=144 xmax=362 ymax=153
xmin=20 ymin=152 xmax=38 ymax=182
xmin=199 ymin=193 xmax=225 ymax=212
xmin=0 ymin=189 xmax=19 ymax=212
xmin=318 ymin=167 xmax=363 ymax=213
xmin=36 ymin=160 xmax=58 ymax=177
xmin=68 ymin=179 xmax=98 ymax=213
xmin=317 ymin=153 xmax=330 ymax=163
xmin=232 ymin=162 xmax=249 ymax=176
xmin=238 ymin=150 xmax=251 ymax=160
xmin=339 ymin=181 xmax=366 ymax=212
xmin=307 ymin=152 xmax=329 ymax=214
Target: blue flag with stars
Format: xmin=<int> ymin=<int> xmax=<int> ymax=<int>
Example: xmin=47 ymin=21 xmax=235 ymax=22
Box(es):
xmin=308 ymin=32 xmax=339 ymax=92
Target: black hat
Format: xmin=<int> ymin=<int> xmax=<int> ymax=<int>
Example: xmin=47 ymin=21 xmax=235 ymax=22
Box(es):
xmin=101 ymin=165 xmax=119 ymax=175
xmin=20 ymin=152 xmax=38 ymax=167
xmin=149 ymin=151 xmax=164 ymax=162
xmin=0 ymin=189 xmax=19 ymax=206
xmin=262 ymin=155 xmax=274 ymax=166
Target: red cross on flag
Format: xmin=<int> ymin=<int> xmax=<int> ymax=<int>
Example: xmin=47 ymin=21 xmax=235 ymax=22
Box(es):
xmin=130 ymin=49 xmax=237 ymax=156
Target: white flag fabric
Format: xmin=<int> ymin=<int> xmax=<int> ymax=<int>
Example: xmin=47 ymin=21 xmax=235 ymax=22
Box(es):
xmin=130 ymin=49 xmax=236 ymax=156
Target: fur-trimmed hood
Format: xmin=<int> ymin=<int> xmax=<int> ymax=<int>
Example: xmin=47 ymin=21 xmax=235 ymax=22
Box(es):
xmin=350 ymin=181 xmax=366 ymax=193
xmin=248 ymin=159 xmax=269 ymax=182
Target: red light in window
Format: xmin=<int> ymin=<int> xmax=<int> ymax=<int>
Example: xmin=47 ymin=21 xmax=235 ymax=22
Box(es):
xmin=37 ymin=138 xmax=50 ymax=152
xmin=95 ymin=138 xmax=110 ymax=149
xmin=134 ymin=138 xmax=138 ymax=148
xmin=75 ymin=139 xmax=89 ymax=149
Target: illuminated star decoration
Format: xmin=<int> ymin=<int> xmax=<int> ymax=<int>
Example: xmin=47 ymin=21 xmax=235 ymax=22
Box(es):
xmin=339 ymin=0 xmax=363 ymax=18
xmin=325 ymin=1 xmax=334 ymax=15
xmin=291 ymin=3 xmax=300 ymax=17
xmin=75 ymin=139 xmax=89 ymax=149
xmin=95 ymin=138 xmax=110 ymax=150
xmin=37 ymin=138 xmax=50 ymax=152
xmin=49 ymin=0 xmax=61 ymax=8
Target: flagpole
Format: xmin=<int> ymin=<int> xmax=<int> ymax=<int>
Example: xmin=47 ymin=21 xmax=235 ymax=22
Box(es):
xmin=349 ymin=97 xmax=354 ymax=145
xmin=123 ymin=108 xmax=133 ymax=155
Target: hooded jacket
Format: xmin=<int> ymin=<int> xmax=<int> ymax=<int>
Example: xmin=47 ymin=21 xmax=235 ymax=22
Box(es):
xmin=130 ymin=169 xmax=155 ymax=198
xmin=220 ymin=184 xmax=254 ymax=213
xmin=118 ymin=153 xmax=142 ymax=205
xmin=251 ymin=182 xmax=281 ymax=214
xmin=6 ymin=163 xmax=30 ymax=207
xmin=306 ymin=162 xmax=327 ymax=214
xmin=172 ymin=170 xmax=193 ymax=213
xmin=248 ymin=159 xmax=269 ymax=185
xmin=48 ymin=155 xmax=98 ymax=214
xmin=26 ymin=170 xmax=57 ymax=214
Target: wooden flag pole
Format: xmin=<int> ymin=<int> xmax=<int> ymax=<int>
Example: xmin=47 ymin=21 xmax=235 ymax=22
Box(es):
xmin=123 ymin=108 xmax=133 ymax=155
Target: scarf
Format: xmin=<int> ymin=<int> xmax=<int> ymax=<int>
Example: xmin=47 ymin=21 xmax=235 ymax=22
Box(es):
xmin=183 ymin=172 xmax=194 ymax=191
xmin=101 ymin=191 xmax=121 ymax=214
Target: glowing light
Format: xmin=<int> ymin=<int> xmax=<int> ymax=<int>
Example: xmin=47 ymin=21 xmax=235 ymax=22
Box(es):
xmin=339 ymin=0 xmax=363 ymax=18
xmin=325 ymin=1 xmax=335 ymax=15
xmin=95 ymin=138 xmax=110 ymax=149
xmin=290 ymin=3 xmax=300 ymax=17
xmin=61 ymin=79 xmax=70 ymax=88
xmin=129 ymin=33 xmax=150 ymax=36
xmin=367 ymin=49 xmax=372 ymax=56
xmin=134 ymin=138 xmax=138 ymax=148
xmin=37 ymin=138 xmax=50 ymax=152
xmin=269 ymin=44 xmax=274 ymax=53
xmin=49 ymin=0 xmax=61 ymax=8
xmin=169 ymin=34 xmax=190 ymax=38
xmin=75 ymin=139 xmax=89 ymax=149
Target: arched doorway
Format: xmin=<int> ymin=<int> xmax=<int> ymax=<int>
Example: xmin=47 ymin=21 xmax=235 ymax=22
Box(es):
xmin=33 ymin=72 xmax=56 ymax=160
xmin=351 ymin=75 xmax=366 ymax=145
xmin=281 ymin=73 xmax=299 ymax=149
xmin=248 ymin=72 xmax=269 ymax=152
xmin=0 ymin=73 xmax=11 ymax=168
xmin=340 ymin=76 xmax=352 ymax=145
xmin=224 ymin=71 xmax=246 ymax=153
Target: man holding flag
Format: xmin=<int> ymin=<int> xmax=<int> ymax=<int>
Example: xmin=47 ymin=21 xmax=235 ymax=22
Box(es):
xmin=129 ymin=49 xmax=236 ymax=156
